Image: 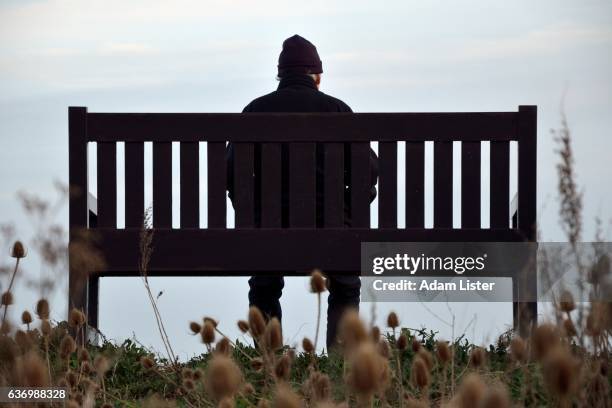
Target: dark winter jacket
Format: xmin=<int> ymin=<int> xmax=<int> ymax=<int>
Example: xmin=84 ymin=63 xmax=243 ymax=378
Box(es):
xmin=226 ymin=74 xmax=379 ymax=227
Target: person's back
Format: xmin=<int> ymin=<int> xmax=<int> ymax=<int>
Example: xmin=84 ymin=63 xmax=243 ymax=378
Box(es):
xmin=226 ymin=35 xmax=379 ymax=349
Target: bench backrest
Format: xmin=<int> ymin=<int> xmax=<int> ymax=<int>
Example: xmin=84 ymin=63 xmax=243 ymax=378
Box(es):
xmin=68 ymin=106 xmax=536 ymax=276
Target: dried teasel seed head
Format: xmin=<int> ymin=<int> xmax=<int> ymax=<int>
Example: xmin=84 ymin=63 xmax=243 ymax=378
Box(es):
xmin=182 ymin=367 xmax=194 ymax=379
xmin=248 ymin=307 xmax=266 ymax=338
xmin=481 ymin=383 xmax=511 ymax=408
xmin=458 ymin=373 xmax=486 ymax=408
xmin=78 ymin=347 xmax=89 ymax=362
xmin=204 ymin=355 xmax=243 ymax=400
xmin=36 ymin=299 xmax=50 ymax=320
xmin=310 ymin=269 xmax=326 ymax=293
xmin=81 ymin=361 xmax=92 ymax=375
xmin=14 ymin=330 xmax=32 ymax=351
xmin=183 ymin=378 xmax=195 ymax=391
xmin=600 ymin=358 xmax=609 ymax=377
xmin=66 ymin=400 xmax=79 ymax=408
xmin=436 ymin=341 xmax=451 ymax=365
xmin=377 ymin=339 xmax=390 ymax=359
xmin=68 ymin=308 xmax=86 ymax=327
xmin=543 ymin=346 xmax=579 ymax=398
xmin=40 ymin=319 xmax=51 ymax=337
xmin=21 ymin=310 xmax=32 ymax=325
xmin=411 ymin=356 xmax=430 ymax=390
xmin=263 ymin=318 xmax=283 ymax=352
xmin=387 ymin=311 xmax=399 ymax=329
xmin=1 ymin=291 xmax=13 ymax=306
xmin=563 ymin=318 xmax=577 ymax=337
xmin=189 ymin=321 xmax=202 ymax=334
xmin=94 ymin=355 xmax=110 ymax=375
xmin=216 ymin=337 xmax=232 ymax=356
xmin=218 ymin=397 xmax=234 ymax=408
xmin=510 ymin=336 xmax=527 ymax=362
xmin=15 ymin=351 xmax=48 ymax=387
xmin=347 ymin=342 xmax=391 ymax=396
xmin=0 ymin=320 xmax=11 ymax=335
xmin=411 ymin=337 xmax=421 ymax=353
xmin=250 ymin=357 xmax=264 ymax=371
xmin=532 ymin=324 xmax=559 ymax=360
xmin=397 ymin=334 xmax=408 ymax=351
xmin=558 ymin=290 xmax=575 ymax=313
xmin=140 ymin=356 xmax=155 ymax=370
xmin=60 ymin=335 xmax=77 ymax=359
xmin=274 ymin=384 xmax=301 ymax=408
xmin=100 ymin=402 xmax=113 ymax=408
xmin=257 ymin=399 xmax=270 ymax=408
xmin=274 ymin=354 xmax=292 ymax=382
xmin=303 ymin=370 xmax=331 ymax=402
xmin=193 ymin=368 xmax=203 ymax=380
xmin=237 ymin=320 xmax=249 ymax=333
xmin=370 ymin=326 xmax=381 ymax=342
xmin=469 ymin=347 xmax=486 ymax=368
xmin=204 ymin=317 xmax=218 ymax=328
xmin=65 ymin=370 xmax=78 ymax=388
xmin=302 ymin=337 xmax=314 ymax=353
xmin=56 ymin=378 xmax=69 ymax=388
xmin=11 ymin=241 xmax=26 ymax=258
xmin=243 ymin=382 xmax=255 ymax=395
xmin=201 ymin=321 xmax=216 ymax=344
xmin=338 ymin=309 xmax=367 ymax=351
xmin=417 ymin=349 xmax=434 ymax=370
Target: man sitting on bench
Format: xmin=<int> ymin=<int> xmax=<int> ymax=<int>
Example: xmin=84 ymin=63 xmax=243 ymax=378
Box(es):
xmin=227 ymin=34 xmax=379 ymax=349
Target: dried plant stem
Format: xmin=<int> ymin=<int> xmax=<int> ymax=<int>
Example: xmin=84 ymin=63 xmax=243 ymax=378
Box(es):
xmin=314 ymin=292 xmax=321 ymax=352
xmin=214 ymin=326 xmax=253 ymax=361
xmin=1 ymin=257 xmax=21 ymax=326
xmin=395 ymin=347 xmax=404 ymax=407
xmin=138 ymin=210 xmax=178 ymax=367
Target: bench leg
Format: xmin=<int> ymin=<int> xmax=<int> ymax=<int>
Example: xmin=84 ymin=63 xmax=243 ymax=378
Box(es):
xmin=513 ymin=272 xmax=538 ymax=337
xmin=87 ymin=275 xmax=100 ymax=341
xmin=68 ymin=266 xmax=88 ymax=343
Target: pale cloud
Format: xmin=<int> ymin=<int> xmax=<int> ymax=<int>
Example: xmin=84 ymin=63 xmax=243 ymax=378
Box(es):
xmin=98 ymin=42 xmax=158 ymax=56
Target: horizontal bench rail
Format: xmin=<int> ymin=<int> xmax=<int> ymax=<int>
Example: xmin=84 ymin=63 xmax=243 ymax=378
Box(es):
xmin=90 ymin=228 xmax=527 ymax=275
xmin=86 ymin=112 xmax=519 ymax=142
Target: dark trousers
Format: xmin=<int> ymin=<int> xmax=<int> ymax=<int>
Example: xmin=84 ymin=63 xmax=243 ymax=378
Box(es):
xmin=248 ymin=275 xmax=360 ymax=350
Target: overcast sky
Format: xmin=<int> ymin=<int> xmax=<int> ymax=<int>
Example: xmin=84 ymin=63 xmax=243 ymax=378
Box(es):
xmin=1 ymin=0 xmax=611 ymax=358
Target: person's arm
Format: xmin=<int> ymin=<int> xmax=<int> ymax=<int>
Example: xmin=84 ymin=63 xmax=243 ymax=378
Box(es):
xmin=339 ymin=102 xmax=379 ymax=203
xmin=369 ymin=147 xmax=379 ymax=203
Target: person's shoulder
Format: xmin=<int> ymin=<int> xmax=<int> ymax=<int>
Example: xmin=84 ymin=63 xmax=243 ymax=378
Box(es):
xmin=242 ymin=91 xmax=279 ymax=112
xmin=318 ymin=92 xmax=353 ymax=112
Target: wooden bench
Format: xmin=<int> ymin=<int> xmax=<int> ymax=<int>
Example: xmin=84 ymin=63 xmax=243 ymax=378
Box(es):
xmin=68 ymin=106 xmax=537 ymax=337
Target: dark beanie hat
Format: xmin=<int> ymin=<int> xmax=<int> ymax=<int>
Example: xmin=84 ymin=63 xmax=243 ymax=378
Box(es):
xmin=277 ymin=34 xmax=323 ymax=76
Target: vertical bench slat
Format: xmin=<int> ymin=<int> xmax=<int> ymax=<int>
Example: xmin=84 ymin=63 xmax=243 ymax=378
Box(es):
xmin=180 ymin=142 xmax=199 ymax=228
xmin=434 ymin=141 xmax=453 ymax=228
xmin=261 ymin=143 xmax=282 ymax=228
xmin=518 ymin=106 xmax=537 ymax=239
xmin=68 ymin=106 xmax=89 ymax=323
xmin=97 ymin=142 xmax=117 ymax=228
xmin=234 ymin=143 xmax=255 ymax=228
xmin=324 ymin=143 xmax=344 ymax=228
xmin=290 ymin=143 xmax=316 ymax=227
xmin=378 ymin=141 xmax=397 ymax=228
xmin=490 ymin=141 xmax=510 ymax=228
xmin=461 ymin=142 xmax=481 ymax=228
xmin=153 ymin=142 xmax=172 ymax=228
xmin=125 ymin=142 xmax=144 ymax=228
xmin=207 ymin=142 xmax=226 ymax=228
xmin=350 ymin=142 xmax=370 ymax=228
xmin=406 ymin=142 xmax=425 ymax=227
